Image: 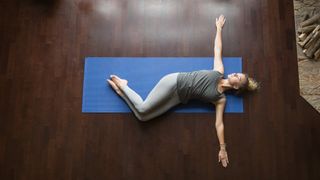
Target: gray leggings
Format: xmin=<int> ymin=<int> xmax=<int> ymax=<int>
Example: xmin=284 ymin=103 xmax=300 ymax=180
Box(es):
xmin=119 ymin=72 xmax=181 ymax=121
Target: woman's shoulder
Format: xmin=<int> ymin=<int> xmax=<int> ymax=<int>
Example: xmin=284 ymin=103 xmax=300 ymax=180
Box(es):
xmin=180 ymin=69 xmax=224 ymax=77
xmin=208 ymin=70 xmax=224 ymax=80
xmin=211 ymin=69 xmax=224 ymax=76
xmin=212 ymin=95 xmax=226 ymax=105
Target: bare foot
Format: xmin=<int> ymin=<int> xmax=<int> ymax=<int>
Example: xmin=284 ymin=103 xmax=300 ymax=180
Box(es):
xmin=107 ymin=79 xmax=124 ymax=96
xmin=110 ymin=75 xmax=128 ymax=89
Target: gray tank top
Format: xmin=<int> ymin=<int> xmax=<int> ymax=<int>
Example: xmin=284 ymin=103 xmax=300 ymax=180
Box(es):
xmin=176 ymin=70 xmax=225 ymax=104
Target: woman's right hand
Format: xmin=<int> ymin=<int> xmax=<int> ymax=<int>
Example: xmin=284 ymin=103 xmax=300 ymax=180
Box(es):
xmin=215 ymin=15 xmax=226 ymax=30
xmin=218 ymin=149 xmax=229 ymax=168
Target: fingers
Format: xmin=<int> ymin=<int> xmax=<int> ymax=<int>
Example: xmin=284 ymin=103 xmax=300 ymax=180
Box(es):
xmin=216 ymin=15 xmax=226 ymax=25
xmin=222 ymin=159 xmax=227 ymax=167
xmin=218 ymin=155 xmax=221 ymax=162
xmin=221 ymin=17 xmax=226 ymax=23
xmin=219 ymin=156 xmax=229 ymax=167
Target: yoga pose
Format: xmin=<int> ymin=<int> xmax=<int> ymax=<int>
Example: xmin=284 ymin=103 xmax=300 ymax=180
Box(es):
xmin=107 ymin=15 xmax=260 ymax=168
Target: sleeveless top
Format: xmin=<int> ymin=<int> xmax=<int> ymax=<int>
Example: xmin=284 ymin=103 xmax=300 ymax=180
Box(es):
xmin=176 ymin=70 xmax=225 ymax=104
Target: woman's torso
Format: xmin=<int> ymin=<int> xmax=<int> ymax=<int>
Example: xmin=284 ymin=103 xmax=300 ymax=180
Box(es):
xmin=176 ymin=70 xmax=225 ymax=104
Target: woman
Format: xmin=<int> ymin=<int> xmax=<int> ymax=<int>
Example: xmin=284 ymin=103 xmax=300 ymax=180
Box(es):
xmin=107 ymin=15 xmax=260 ymax=168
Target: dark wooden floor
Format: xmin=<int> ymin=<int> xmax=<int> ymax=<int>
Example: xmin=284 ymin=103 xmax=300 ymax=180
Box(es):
xmin=0 ymin=0 xmax=319 ymax=179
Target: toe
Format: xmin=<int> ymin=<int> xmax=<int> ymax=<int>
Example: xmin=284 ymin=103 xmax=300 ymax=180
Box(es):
xmin=110 ymin=76 xmax=117 ymax=82
xmin=110 ymin=75 xmax=117 ymax=79
xmin=107 ymin=79 xmax=114 ymax=86
xmin=113 ymin=75 xmax=121 ymax=80
xmin=108 ymin=80 xmax=118 ymax=89
xmin=111 ymin=77 xmax=119 ymax=84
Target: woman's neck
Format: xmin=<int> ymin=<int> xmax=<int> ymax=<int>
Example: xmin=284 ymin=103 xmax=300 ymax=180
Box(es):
xmin=218 ymin=78 xmax=233 ymax=93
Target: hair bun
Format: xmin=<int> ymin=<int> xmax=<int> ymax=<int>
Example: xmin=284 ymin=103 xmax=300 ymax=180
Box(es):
xmin=247 ymin=77 xmax=260 ymax=91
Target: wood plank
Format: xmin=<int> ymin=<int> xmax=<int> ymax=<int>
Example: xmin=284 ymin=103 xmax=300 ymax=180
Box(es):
xmin=0 ymin=0 xmax=319 ymax=179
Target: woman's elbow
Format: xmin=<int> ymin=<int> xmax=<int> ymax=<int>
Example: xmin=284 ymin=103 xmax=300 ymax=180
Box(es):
xmin=215 ymin=122 xmax=224 ymax=129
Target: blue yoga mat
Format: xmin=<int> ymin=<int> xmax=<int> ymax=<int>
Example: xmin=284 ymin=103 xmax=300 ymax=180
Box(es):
xmin=82 ymin=57 xmax=243 ymax=113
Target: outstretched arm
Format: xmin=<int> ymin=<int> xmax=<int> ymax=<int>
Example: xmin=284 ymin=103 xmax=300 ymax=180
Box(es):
xmin=213 ymin=15 xmax=226 ymax=74
xmin=214 ymin=97 xmax=229 ymax=168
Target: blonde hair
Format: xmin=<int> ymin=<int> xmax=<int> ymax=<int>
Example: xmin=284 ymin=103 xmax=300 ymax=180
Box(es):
xmin=247 ymin=77 xmax=260 ymax=91
xmin=235 ymin=74 xmax=260 ymax=95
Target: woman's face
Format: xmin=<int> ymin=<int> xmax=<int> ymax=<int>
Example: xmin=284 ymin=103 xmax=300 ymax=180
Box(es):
xmin=227 ymin=73 xmax=247 ymax=89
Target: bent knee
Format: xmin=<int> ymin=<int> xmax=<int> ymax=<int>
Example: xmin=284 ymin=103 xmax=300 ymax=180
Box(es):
xmin=136 ymin=104 xmax=150 ymax=114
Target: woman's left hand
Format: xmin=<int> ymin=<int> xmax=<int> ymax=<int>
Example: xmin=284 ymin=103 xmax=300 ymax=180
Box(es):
xmin=218 ymin=150 xmax=229 ymax=168
xmin=215 ymin=15 xmax=226 ymax=30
